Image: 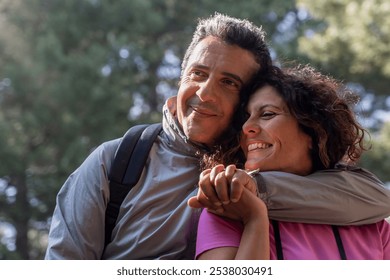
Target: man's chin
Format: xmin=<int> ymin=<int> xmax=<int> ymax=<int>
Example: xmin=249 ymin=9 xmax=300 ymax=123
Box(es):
xmin=186 ymin=130 xmax=215 ymax=147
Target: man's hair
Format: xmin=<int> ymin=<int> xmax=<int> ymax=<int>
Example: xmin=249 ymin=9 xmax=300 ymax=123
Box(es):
xmin=181 ymin=13 xmax=272 ymax=77
xmin=244 ymin=65 xmax=369 ymax=171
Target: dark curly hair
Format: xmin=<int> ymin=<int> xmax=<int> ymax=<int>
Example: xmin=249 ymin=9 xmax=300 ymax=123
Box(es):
xmin=241 ymin=65 xmax=369 ymax=171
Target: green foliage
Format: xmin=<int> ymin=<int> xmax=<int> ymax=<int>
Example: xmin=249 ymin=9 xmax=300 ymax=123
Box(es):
xmin=294 ymin=0 xmax=390 ymax=184
xmin=296 ymin=0 xmax=390 ymax=96
xmin=360 ymin=122 xmax=390 ymax=184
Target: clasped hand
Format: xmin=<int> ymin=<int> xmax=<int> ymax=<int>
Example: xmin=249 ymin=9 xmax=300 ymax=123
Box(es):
xmin=188 ymin=164 xmax=265 ymax=222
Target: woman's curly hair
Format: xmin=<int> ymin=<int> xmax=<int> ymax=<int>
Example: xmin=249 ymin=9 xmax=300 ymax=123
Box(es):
xmin=243 ymin=64 xmax=369 ymax=171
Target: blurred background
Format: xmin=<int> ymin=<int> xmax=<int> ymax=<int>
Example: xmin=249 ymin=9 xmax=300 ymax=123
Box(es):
xmin=0 ymin=0 xmax=389 ymax=260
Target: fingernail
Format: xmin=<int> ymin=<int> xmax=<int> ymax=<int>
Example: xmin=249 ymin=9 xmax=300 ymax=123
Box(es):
xmin=222 ymin=200 xmax=230 ymax=205
xmin=231 ymin=198 xmax=238 ymax=203
xmin=214 ymin=201 xmax=222 ymax=206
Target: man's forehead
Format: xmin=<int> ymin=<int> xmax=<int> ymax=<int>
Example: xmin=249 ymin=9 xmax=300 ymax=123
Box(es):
xmin=186 ymin=37 xmax=259 ymax=81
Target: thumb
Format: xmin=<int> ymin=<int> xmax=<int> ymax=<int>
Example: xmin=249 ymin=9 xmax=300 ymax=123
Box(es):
xmin=187 ymin=196 xmax=203 ymax=208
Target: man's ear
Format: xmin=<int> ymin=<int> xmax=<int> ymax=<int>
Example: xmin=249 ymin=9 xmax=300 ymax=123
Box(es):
xmin=166 ymin=96 xmax=177 ymax=116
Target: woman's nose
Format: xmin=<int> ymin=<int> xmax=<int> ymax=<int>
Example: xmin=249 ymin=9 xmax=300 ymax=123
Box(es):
xmin=242 ymin=118 xmax=260 ymax=135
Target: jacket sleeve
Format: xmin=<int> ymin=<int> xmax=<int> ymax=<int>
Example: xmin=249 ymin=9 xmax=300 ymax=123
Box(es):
xmin=256 ymin=166 xmax=390 ymax=225
xmin=44 ymin=139 xmax=119 ymax=259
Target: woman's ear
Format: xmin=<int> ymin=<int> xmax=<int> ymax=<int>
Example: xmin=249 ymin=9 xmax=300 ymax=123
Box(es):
xmin=308 ymin=137 xmax=313 ymax=150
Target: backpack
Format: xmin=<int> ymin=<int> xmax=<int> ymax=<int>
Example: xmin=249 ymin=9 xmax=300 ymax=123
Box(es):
xmin=104 ymin=123 xmax=162 ymax=248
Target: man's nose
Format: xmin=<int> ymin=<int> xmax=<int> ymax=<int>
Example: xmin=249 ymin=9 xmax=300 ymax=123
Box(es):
xmin=196 ymin=80 xmax=217 ymax=102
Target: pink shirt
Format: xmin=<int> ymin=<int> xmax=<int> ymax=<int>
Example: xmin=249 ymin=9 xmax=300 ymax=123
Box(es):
xmin=196 ymin=210 xmax=390 ymax=260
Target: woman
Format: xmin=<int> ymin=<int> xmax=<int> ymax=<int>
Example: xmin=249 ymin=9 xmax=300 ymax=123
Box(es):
xmin=195 ymin=65 xmax=390 ymax=260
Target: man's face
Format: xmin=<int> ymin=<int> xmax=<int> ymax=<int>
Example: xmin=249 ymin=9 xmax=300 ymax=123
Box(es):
xmin=177 ymin=36 xmax=259 ymax=148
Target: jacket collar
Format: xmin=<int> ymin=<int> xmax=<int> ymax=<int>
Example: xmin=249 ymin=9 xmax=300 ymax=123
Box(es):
xmin=162 ymin=96 xmax=209 ymax=155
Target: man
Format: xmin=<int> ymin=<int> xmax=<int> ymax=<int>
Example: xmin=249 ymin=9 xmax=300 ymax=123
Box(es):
xmin=45 ymin=13 xmax=390 ymax=260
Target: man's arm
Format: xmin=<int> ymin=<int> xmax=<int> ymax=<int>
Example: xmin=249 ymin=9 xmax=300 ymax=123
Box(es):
xmin=257 ymin=166 xmax=390 ymax=225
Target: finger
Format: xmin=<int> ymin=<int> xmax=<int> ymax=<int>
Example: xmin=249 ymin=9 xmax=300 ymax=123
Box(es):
xmin=230 ymin=170 xmax=257 ymax=202
xmin=224 ymin=166 xmax=243 ymax=202
xmin=187 ymin=191 xmax=225 ymax=213
xmin=199 ymin=169 xmax=221 ymax=206
xmin=229 ymin=176 xmax=244 ymax=203
xmin=187 ymin=184 xmax=207 ymax=208
xmin=214 ymin=171 xmax=230 ymax=205
xmin=197 ymin=187 xmax=217 ymax=209
xmin=209 ymin=164 xmax=225 ymax=182
xmin=224 ymin=164 xmax=237 ymax=181
xmin=187 ymin=196 xmax=203 ymax=208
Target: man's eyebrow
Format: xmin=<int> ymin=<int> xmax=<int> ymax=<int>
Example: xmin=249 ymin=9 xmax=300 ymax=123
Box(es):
xmin=189 ymin=63 xmax=244 ymax=86
xmin=222 ymin=72 xmax=244 ymax=86
xmin=190 ymin=63 xmax=209 ymax=71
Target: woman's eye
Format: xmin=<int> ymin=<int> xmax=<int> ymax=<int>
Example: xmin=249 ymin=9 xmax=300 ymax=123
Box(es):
xmin=261 ymin=112 xmax=276 ymax=119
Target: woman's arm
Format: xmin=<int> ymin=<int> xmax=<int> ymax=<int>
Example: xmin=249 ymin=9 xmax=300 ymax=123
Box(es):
xmin=197 ymin=188 xmax=269 ymax=260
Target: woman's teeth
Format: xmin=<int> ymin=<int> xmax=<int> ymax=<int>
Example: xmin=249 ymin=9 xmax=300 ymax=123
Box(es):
xmin=248 ymin=143 xmax=271 ymax=151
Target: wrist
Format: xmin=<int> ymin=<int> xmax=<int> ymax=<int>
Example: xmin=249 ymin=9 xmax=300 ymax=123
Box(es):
xmin=244 ymin=212 xmax=269 ymax=229
xmin=242 ymin=202 xmax=268 ymax=226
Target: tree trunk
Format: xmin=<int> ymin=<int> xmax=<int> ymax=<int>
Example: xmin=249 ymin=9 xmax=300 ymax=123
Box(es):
xmin=12 ymin=175 xmax=30 ymax=259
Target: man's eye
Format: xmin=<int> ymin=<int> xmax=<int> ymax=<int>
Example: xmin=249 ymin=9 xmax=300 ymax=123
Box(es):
xmin=191 ymin=70 xmax=206 ymax=77
xmin=222 ymin=79 xmax=239 ymax=89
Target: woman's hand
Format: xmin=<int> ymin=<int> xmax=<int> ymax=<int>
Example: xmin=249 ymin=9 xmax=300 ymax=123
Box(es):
xmin=187 ymin=164 xmax=259 ymax=215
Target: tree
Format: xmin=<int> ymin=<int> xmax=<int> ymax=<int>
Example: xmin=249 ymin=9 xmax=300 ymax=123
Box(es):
xmin=295 ymin=0 xmax=390 ymax=130
xmin=0 ymin=0 xmax=135 ymax=259
xmin=269 ymin=0 xmax=390 ymax=184
xmin=360 ymin=122 xmax=390 ymax=185
xmin=296 ymin=0 xmax=390 ymax=94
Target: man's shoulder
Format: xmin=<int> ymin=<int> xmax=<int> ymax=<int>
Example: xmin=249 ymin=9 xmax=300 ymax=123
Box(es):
xmin=100 ymin=137 xmax=121 ymax=153
xmin=79 ymin=138 xmax=121 ymax=172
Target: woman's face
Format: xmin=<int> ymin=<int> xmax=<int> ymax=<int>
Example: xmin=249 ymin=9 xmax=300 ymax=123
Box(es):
xmin=241 ymin=85 xmax=313 ymax=175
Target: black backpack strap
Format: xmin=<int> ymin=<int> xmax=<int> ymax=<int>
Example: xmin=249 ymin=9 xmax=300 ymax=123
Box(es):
xmin=122 ymin=123 xmax=162 ymax=186
xmin=332 ymin=225 xmax=347 ymax=260
xmin=104 ymin=123 xmax=162 ymax=249
xmin=272 ymin=220 xmax=284 ymax=260
xmin=272 ymin=220 xmax=347 ymax=260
